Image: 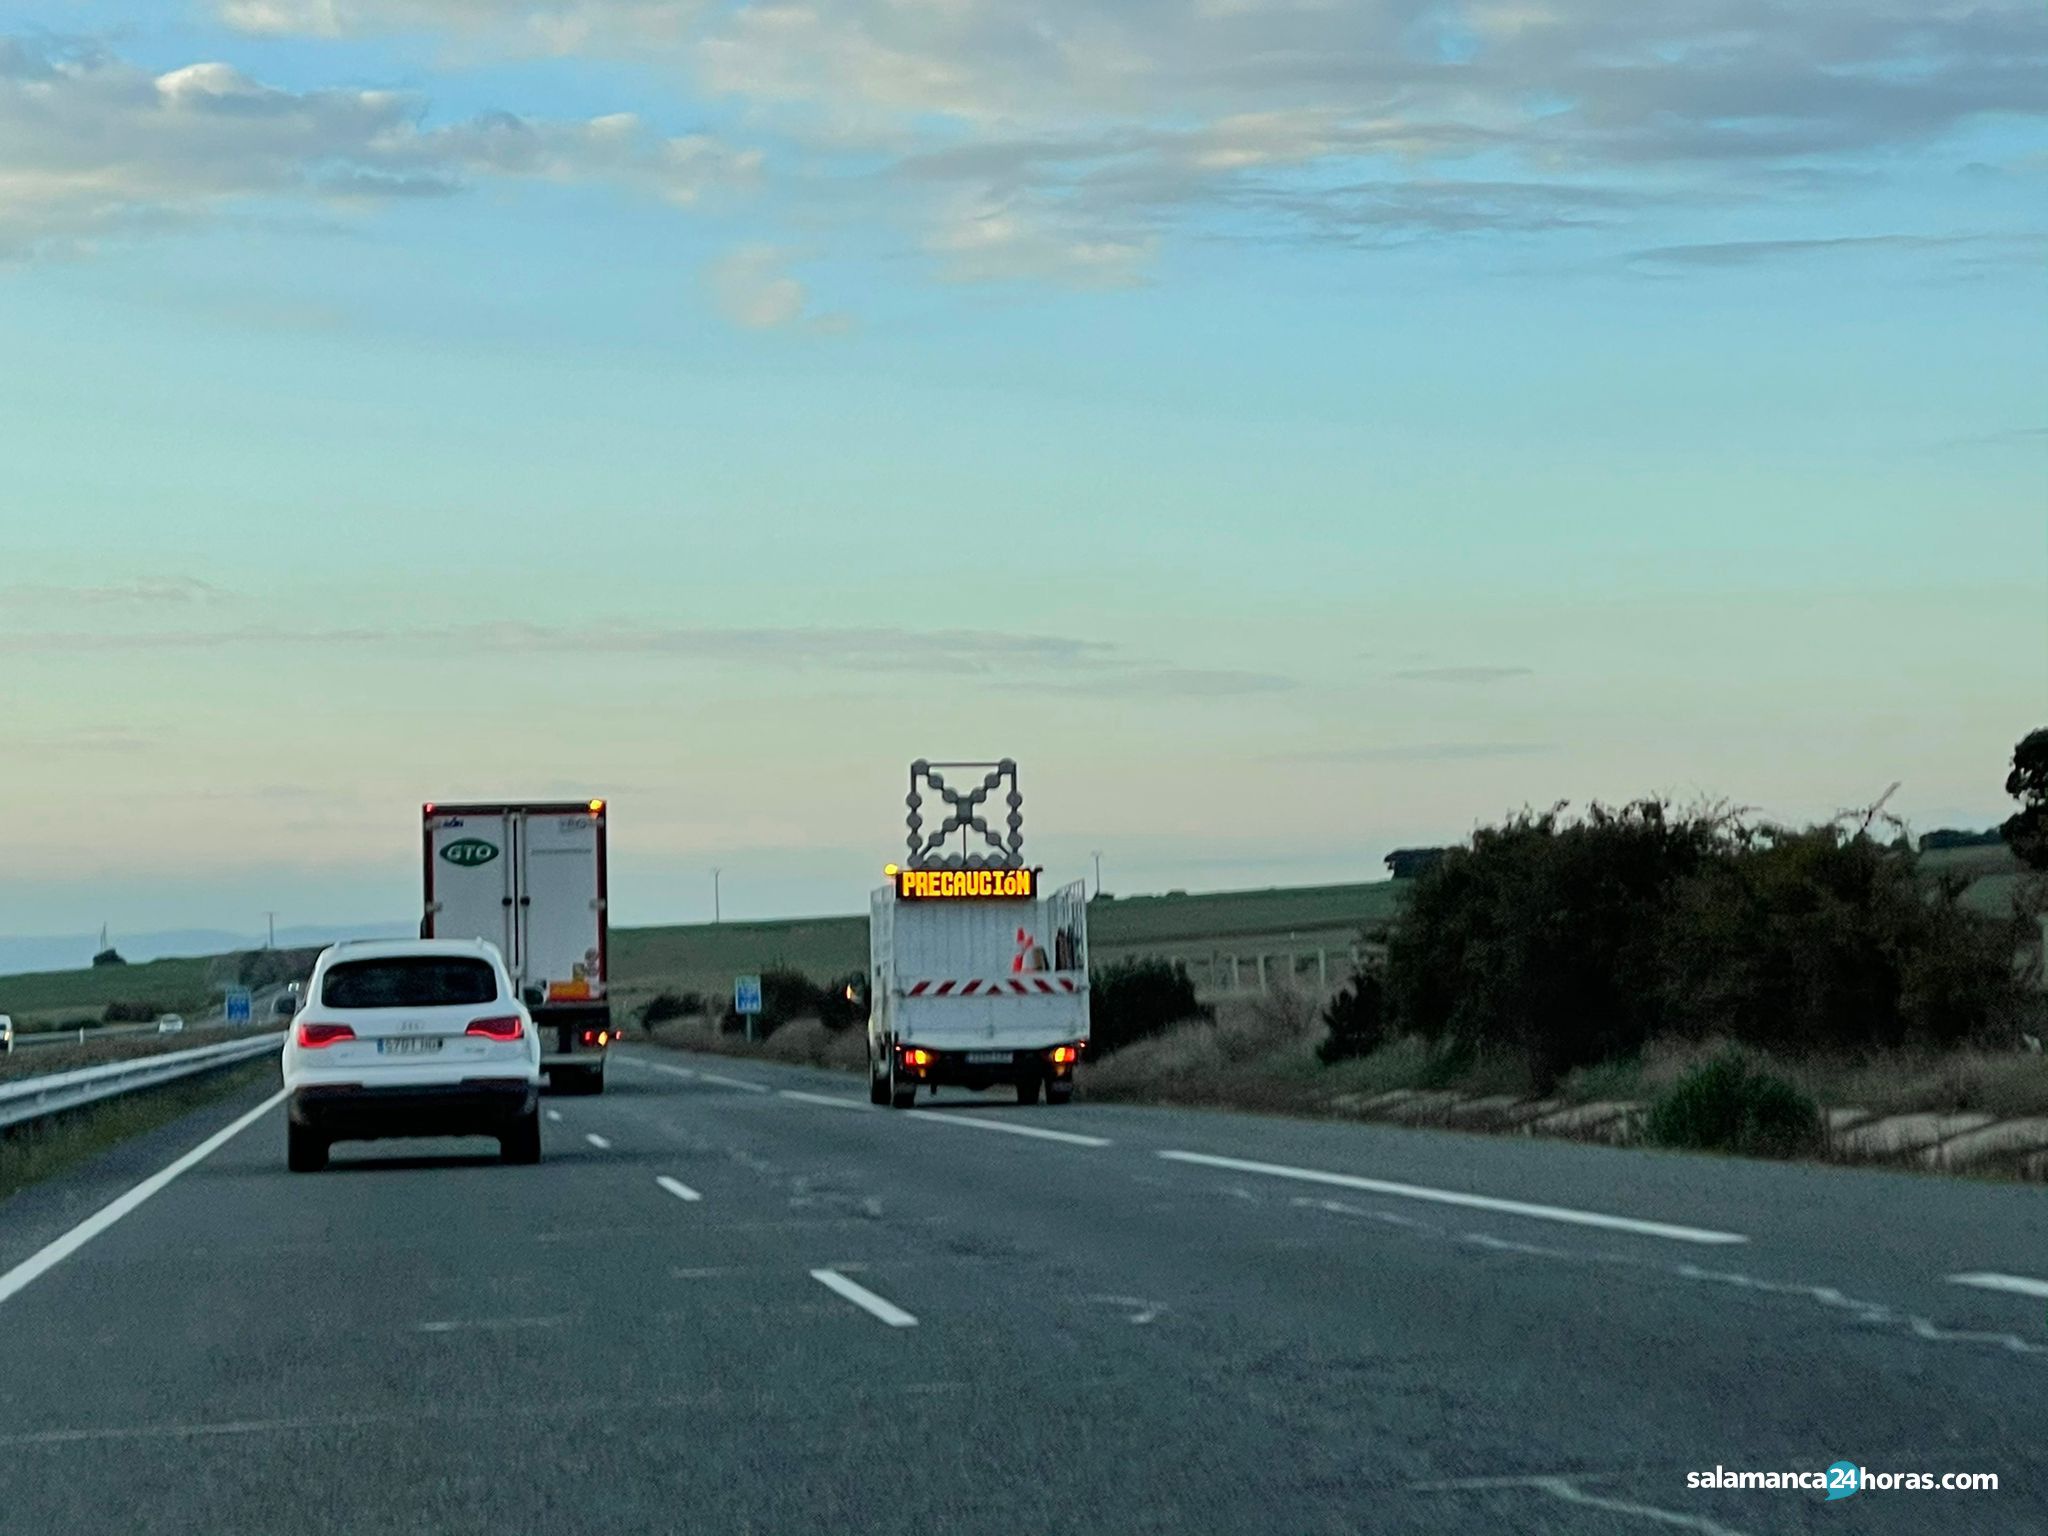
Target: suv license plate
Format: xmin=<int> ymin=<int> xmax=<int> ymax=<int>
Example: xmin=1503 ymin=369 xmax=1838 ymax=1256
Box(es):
xmin=966 ymin=1051 xmax=1012 ymax=1065
xmin=377 ymin=1038 xmax=443 ymax=1055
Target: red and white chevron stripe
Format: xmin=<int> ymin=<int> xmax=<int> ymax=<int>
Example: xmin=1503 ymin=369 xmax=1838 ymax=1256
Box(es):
xmin=905 ymin=977 xmax=1081 ymax=997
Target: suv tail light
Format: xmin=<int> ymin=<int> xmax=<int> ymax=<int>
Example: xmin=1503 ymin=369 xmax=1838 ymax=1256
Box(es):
xmin=466 ymin=1015 xmax=525 ymax=1042
xmin=297 ymin=1022 xmax=355 ymax=1048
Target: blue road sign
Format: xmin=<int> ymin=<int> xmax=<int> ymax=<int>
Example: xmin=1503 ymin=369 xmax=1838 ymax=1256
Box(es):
xmin=734 ymin=975 xmax=763 ymax=1015
xmin=225 ymin=989 xmax=253 ymax=1026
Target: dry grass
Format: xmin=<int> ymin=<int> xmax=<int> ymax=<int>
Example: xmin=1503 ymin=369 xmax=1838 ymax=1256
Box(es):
xmin=639 ymin=1013 xmax=867 ymax=1073
xmin=0 ymin=1027 xmax=250 ymax=1084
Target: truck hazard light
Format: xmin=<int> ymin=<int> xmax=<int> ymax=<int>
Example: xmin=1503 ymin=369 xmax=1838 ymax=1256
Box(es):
xmin=895 ymin=867 xmax=1036 ymax=901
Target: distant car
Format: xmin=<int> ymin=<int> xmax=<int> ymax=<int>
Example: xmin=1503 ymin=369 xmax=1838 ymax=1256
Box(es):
xmin=280 ymin=938 xmax=542 ymax=1173
xmin=0 ymin=1015 xmax=12 ymax=1053
xmin=155 ymin=1014 xmax=185 ymax=1034
xmin=274 ymin=994 xmax=297 ymax=1018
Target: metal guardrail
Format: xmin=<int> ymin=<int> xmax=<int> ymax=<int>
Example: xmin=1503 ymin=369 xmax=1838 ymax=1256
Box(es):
xmin=0 ymin=1033 xmax=283 ymax=1134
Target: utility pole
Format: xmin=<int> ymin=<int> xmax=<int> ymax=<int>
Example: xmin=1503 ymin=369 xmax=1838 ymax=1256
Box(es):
xmin=1091 ymin=850 xmax=1103 ymax=898
xmin=265 ymin=911 xmax=276 ymax=949
xmin=712 ymin=868 xmax=722 ymax=925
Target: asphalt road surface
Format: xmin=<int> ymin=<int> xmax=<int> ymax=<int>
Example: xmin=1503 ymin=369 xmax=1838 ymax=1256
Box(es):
xmin=1 ymin=1049 xmax=2044 ymax=1534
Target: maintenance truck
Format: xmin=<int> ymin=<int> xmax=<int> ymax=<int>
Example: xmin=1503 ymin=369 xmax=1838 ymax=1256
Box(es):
xmin=421 ymin=799 xmax=615 ymax=1093
xmin=866 ymin=759 xmax=1090 ymax=1107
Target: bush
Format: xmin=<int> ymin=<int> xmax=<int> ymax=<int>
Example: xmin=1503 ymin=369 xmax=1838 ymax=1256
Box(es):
xmin=638 ymin=991 xmax=705 ymax=1030
xmin=1347 ymin=799 xmax=2037 ymax=1091
xmin=815 ymin=972 xmax=868 ymax=1032
xmin=719 ymin=967 xmax=828 ymax=1038
xmin=1318 ymin=970 xmax=1387 ymax=1064
xmin=92 ymin=948 xmax=125 ymax=967
xmin=238 ymin=947 xmax=320 ymax=989
xmin=1645 ymin=1052 xmax=1822 ymax=1158
xmin=102 ymin=1000 xmax=168 ymax=1023
xmin=1089 ymin=958 xmax=1210 ymax=1056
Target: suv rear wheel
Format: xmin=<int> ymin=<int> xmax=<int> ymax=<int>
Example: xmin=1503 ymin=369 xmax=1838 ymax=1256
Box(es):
xmin=501 ymin=1108 xmax=542 ymax=1165
xmin=287 ymin=1122 xmax=328 ymax=1173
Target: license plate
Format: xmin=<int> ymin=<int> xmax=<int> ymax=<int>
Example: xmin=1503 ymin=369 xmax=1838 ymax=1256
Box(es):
xmin=377 ymin=1037 xmax=443 ymax=1056
xmin=966 ymin=1051 xmax=1012 ymax=1065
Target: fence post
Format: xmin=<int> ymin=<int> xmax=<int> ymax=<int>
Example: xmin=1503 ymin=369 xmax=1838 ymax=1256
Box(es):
xmin=1255 ymin=954 xmax=1267 ymax=993
xmin=1318 ymin=949 xmax=1328 ymax=989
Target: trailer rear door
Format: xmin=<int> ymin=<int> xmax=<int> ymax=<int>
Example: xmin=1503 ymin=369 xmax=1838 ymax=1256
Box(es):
xmin=518 ymin=807 xmax=606 ymax=1004
xmin=425 ymin=810 xmax=515 ymax=961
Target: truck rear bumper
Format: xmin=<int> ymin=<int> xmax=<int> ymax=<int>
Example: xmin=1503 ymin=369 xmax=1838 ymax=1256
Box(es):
xmin=896 ymin=1043 xmax=1085 ymax=1089
xmin=290 ymin=1081 xmax=537 ymax=1140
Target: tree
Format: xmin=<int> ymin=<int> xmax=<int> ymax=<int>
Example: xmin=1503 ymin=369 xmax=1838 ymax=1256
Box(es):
xmin=2003 ymin=728 xmax=2048 ymax=871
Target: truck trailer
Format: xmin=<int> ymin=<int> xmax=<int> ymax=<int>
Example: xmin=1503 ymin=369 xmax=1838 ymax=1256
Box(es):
xmin=865 ymin=760 xmax=1090 ymax=1107
xmin=421 ymin=799 xmax=614 ymax=1093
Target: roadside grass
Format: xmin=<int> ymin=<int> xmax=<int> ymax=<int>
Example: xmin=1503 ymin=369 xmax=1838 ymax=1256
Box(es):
xmin=0 ymin=1027 xmax=252 ymax=1084
xmin=0 ymin=1059 xmax=278 ymax=1205
xmin=638 ymin=1014 xmax=867 ymax=1074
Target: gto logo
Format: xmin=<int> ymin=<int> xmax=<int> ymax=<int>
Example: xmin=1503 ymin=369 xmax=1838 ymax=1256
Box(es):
xmin=440 ymin=838 xmax=499 ymax=867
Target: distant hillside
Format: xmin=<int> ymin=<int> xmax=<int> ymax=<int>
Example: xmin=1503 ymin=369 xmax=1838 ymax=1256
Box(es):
xmin=0 ymin=922 xmax=411 ymax=977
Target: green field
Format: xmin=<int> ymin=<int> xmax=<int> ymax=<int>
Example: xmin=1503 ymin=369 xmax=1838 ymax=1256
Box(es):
xmin=0 ymin=954 xmax=223 ymax=1028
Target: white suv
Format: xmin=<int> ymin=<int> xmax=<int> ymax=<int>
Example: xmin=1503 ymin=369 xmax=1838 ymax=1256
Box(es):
xmin=282 ymin=938 xmax=542 ymax=1173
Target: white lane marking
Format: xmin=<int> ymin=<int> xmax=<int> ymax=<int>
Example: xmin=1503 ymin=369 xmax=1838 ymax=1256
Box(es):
xmin=1416 ymin=1477 xmax=1756 ymax=1536
xmin=545 ymin=1110 xmax=563 ymax=1123
xmin=1085 ymin=1293 xmax=1164 ymax=1325
xmin=699 ymin=1073 xmax=770 ymax=1094
xmin=0 ymin=1088 xmax=287 ymax=1309
xmin=779 ymin=1089 xmax=872 ymax=1111
xmin=624 ymin=1059 xmax=696 ymax=1081
xmin=1949 ymin=1272 xmax=2048 ymax=1300
xmin=810 ymin=1268 xmax=918 ymax=1328
xmin=656 ymin=1175 xmax=702 ymax=1204
xmin=585 ymin=1133 xmax=612 ymax=1150
xmin=906 ymin=1111 xmax=1110 ymax=1148
xmin=1158 ymin=1151 xmax=1746 ymax=1245
xmin=418 ymin=1316 xmax=567 ymax=1334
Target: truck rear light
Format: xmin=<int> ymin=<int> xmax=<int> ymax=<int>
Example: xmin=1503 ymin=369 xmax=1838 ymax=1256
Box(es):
xmin=297 ymin=1022 xmax=355 ymax=1048
xmin=902 ymin=1047 xmax=931 ymax=1067
xmin=1050 ymin=1045 xmax=1078 ymax=1064
xmin=466 ymin=1015 xmax=525 ymax=1042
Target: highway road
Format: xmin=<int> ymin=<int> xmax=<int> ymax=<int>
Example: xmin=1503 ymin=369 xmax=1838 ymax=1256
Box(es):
xmin=1 ymin=1049 xmax=2044 ymax=1534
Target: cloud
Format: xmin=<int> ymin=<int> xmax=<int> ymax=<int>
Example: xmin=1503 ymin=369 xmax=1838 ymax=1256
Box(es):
xmin=1280 ymin=742 xmax=1553 ymax=763
xmin=219 ymin=0 xmax=711 ymax=51
xmin=0 ymin=38 xmax=756 ymax=257
xmin=1936 ymin=425 xmax=2048 ymax=450
xmin=1054 ymin=666 xmax=1296 ymax=698
xmin=1630 ymin=232 xmax=2047 ymax=268
xmin=1392 ymin=666 xmax=1534 ymax=685
xmin=0 ymin=577 xmax=227 ymax=605
xmin=704 ymin=244 xmax=850 ymax=331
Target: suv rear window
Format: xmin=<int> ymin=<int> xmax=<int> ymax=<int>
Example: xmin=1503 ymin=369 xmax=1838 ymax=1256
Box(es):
xmin=321 ymin=957 xmax=499 ymax=1009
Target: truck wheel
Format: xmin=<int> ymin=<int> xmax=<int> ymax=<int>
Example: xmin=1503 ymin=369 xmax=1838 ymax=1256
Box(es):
xmin=1016 ymin=1076 xmax=1042 ymax=1105
xmin=501 ymin=1108 xmax=542 ymax=1165
xmin=1046 ymin=1080 xmax=1073 ymax=1106
xmin=868 ymin=1049 xmax=889 ymax=1105
xmin=287 ymin=1123 xmax=328 ymax=1173
xmin=586 ymin=1064 xmax=607 ymax=1096
xmin=889 ymin=1058 xmax=917 ymax=1110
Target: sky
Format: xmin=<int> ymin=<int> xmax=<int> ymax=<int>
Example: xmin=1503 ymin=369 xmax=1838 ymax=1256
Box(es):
xmin=0 ymin=0 xmax=2043 ymax=942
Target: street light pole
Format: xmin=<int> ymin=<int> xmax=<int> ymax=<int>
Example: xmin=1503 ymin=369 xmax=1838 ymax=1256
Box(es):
xmin=265 ymin=911 xmax=276 ymax=949
xmin=1091 ymin=850 xmax=1103 ymax=898
xmin=712 ymin=868 xmax=722 ymax=925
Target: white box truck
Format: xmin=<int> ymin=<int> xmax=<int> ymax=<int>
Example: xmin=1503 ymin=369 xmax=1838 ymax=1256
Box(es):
xmin=421 ymin=799 xmax=615 ymax=1094
xmin=865 ymin=759 xmax=1090 ymax=1107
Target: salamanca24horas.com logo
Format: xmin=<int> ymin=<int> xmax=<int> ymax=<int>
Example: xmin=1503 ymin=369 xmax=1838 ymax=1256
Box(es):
xmin=439 ymin=838 xmax=500 ymax=867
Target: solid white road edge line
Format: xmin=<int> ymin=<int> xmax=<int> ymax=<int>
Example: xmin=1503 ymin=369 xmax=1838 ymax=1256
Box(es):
xmin=810 ymin=1268 xmax=918 ymax=1327
xmin=779 ymin=1090 xmax=872 ymax=1111
xmin=656 ymin=1175 xmax=702 ymax=1203
xmin=1948 ymin=1272 xmax=2048 ymax=1300
xmin=584 ymin=1133 xmax=612 ymax=1150
xmin=1157 ymin=1151 xmax=1748 ymax=1246
xmin=0 ymin=1088 xmax=289 ymax=1309
xmin=905 ymin=1111 xmax=1110 ymax=1148
xmin=698 ymin=1073 xmax=771 ymax=1094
